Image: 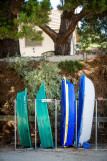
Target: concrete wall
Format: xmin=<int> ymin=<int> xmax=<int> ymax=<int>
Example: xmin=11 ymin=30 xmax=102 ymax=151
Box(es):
xmin=0 ymin=53 xmax=97 ymax=63
xmin=45 ymin=53 xmax=97 ymax=62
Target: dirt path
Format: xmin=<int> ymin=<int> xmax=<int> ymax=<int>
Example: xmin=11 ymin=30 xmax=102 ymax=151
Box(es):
xmin=0 ymin=147 xmax=107 ymax=161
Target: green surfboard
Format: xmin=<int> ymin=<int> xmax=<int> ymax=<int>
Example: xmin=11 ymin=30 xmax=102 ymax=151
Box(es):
xmin=36 ymin=82 xmax=54 ymax=148
xmin=16 ymin=89 xmax=32 ymax=148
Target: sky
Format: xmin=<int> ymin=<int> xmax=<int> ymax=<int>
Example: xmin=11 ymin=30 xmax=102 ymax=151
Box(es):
xmin=38 ymin=0 xmax=61 ymax=10
xmin=50 ymin=0 xmax=61 ymax=10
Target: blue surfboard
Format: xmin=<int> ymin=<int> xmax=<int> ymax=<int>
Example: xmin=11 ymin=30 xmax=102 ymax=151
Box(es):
xmin=77 ymin=74 xmax=85 ymax=147
xmin=60 ymin=78 xmax=76 ymax=147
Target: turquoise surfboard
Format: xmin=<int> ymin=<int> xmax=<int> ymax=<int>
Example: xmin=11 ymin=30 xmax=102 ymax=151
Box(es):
xmin=16 ymin=89 xmax=32 ymax=148
xmin=36 ymin=82 xmax=54 ymax=148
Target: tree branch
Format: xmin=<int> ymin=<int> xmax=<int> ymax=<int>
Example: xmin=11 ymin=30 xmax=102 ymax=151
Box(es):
xmin=61 ymin=8 xmax=90 ymax=44
xmin=39 ymin=25 xmax=58 ymax=42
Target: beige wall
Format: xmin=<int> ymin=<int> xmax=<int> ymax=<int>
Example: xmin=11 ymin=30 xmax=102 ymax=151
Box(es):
xmin=71 ymin=30 xmax=76 ymax=55
xmin=19 ymin=31 xmax=75 ymax=57
xmin=19 ymin=32 xmax=54 ymax=57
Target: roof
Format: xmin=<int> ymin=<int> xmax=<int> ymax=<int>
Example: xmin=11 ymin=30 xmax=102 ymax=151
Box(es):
xmin=48 ymin=10 xmax=61 ymax=30
xmin=37 ymin=10 xmax=61 ymax=31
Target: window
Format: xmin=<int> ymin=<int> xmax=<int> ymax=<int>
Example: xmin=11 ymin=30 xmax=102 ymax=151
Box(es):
xmin=25 ymin=38 xmax=42 ymax=47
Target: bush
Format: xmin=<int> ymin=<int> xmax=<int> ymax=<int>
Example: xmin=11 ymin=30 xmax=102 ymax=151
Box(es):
xmin=24 ymin=60 xmax=62 ymax=99
xmin=58 ymin=60 xmax=84 ymax=73
xmin=9 ymin=57 xmax=33 ymax=77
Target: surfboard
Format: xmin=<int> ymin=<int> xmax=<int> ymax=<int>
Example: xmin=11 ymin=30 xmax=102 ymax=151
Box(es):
xmin=36 ymin=82 xmax=54 ymax=148
xmin=60 ymin=78 xmax=76 ymax=147
xmin=77 ymin=74 xmax=95 ymax=147
xmin=16 ymin=89 xmax=32 ymax=148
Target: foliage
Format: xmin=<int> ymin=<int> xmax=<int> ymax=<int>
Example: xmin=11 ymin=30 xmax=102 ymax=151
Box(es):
xmin=58 ymin=0 xmax=106 ymax=12
xmin=77 ymin=10 xmax=107 ymax=52
xmin=58 ymin=60 xmax=84 ymax=73
xmin=9 ymin=58 xmax=33 ymax=77
xmin=0 ymin=0 xmax=51 ymax=40
xmin=14 ymin=0 xmax=52 ymax=40
xmin=0 ymin=0 xmax=24 ymax=39
xmin=24 ymin=60 xmax=61 ymax=99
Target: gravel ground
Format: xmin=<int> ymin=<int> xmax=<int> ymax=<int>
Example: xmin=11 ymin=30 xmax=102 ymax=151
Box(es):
xmin=0 ymin=146 xmax=107 ymax=161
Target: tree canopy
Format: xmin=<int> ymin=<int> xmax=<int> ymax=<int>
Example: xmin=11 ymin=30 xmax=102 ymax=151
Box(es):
xmin=0 ymin=0 xmax=106 ymax=55
xmin=0 ymin=0 xmax=24 ymax=39
xmin=77 ymin=10 xmax=107 ymax=52
xmin=16 ymin=0 xmax=52 ymax=40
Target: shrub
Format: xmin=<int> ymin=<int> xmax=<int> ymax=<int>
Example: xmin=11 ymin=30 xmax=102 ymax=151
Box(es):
xmin=9 ymin=57 xmax=33 ymax=77
xmin=24 ymin=60 xmax=62 ymax=99
xmin=58 ymin=60 xmax=84 ymax=73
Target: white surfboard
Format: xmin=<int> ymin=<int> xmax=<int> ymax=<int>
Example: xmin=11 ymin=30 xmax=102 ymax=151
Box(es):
xmin=77 ymin=75 xmax=95 ymax=148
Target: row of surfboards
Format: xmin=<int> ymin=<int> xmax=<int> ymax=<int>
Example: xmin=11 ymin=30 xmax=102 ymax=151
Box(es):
xmin=16 ymin=74 xmax=95 ymax=149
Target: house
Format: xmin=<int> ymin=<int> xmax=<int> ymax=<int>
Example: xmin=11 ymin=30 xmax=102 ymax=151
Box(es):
xmin=19 ymin=10 xmax=77 ymax=57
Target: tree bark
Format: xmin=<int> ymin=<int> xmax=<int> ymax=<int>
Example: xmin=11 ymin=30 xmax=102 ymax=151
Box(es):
xmin=54 ymin=34 xmax=72 ymax=55
xmin=54 ymin=11 xmax=73 ymax=55
xmin=39 ymin=25 xmax=57 ymax=42
xmin=0 ymin=39 xmax=20 ymax=58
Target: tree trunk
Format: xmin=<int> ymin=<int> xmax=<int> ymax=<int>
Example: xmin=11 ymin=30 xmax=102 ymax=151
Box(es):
xmin=0 ymin=39 xmax=20 ymax=58
xmin=54 ymin=35 xmax=72 ymax=55
xmin=55 ymin=11 xmax=72 ymax=55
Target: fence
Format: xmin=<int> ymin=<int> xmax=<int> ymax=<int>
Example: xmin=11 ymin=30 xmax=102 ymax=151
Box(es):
xmin=92 ymin=98 xmax=107 ymax=150
xmin=0 ymin=97 xmax=107 ymax=150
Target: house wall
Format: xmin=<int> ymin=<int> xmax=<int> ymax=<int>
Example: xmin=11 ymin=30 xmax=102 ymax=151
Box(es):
xmin=19 ymin=31 xmax=75 ymax=57
xmin=19 ymin=32 xmax=54 ymax=57
xmin=71 ymin=30 xmax=76 ymax=55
